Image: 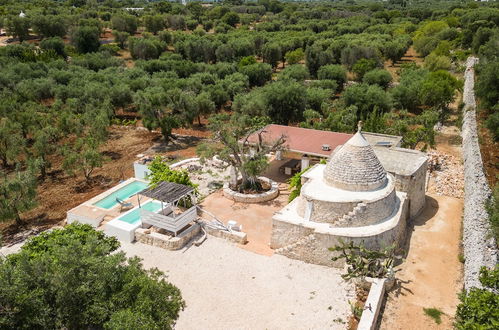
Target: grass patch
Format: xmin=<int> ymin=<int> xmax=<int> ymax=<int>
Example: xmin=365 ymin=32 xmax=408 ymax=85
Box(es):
xmin=458 ymin=253 xmax=465 ymax=263
xmin=423 ymin=307 xmax=444 ymax=324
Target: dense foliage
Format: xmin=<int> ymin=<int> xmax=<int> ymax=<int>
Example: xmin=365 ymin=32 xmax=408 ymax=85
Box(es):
xmin=455 ymin=266 xmax=499 ymax=329
xmin=0 ymin=224 xmax=185 ymax=329
xmin=0 ymin=0 xmax=494 ymax=218
xmin=147 ymin=155 xmax=198 ymax=191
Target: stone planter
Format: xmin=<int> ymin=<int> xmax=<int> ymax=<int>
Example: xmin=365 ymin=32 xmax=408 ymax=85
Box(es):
xmin=223 ymin=177 xmax=279 ymax=203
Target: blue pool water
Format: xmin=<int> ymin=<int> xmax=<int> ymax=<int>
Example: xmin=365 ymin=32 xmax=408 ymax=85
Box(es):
xmin=117 ymin=200 xmax=162 ymax=224
xmin=93 ymin=181 xmax=148 ymax=209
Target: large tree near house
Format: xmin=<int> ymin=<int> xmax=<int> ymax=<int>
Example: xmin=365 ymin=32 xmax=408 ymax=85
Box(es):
xmin=198 ymin=114 xmax=285 ymax=192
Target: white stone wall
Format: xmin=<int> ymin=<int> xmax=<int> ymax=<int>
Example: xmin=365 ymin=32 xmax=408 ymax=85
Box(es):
xmin=223 ymin=177 xmax=279 ymax=203
xmin=271 ymin=195 xmax=409 ymax=267
xmin=390 ymin=160 xmax=427 ymax=219
xmin=461 ymin=57 xmax=498 ymax=289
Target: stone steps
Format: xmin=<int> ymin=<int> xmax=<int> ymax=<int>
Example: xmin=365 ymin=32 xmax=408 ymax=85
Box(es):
xmin=275 ymin=234 xmax=315 ymax=254
xmin=337 ymin=202 xmax=367 ymax=224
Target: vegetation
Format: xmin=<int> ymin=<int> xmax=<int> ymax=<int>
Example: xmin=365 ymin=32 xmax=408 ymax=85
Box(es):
xmin=329 ymin=241 xmax=396 ymax=280
xmin=0 ymin=224 xmax=185 ymax=329
xmin=198 ymin=114 xmax=284 ymax=192
xmin=423 ymin=307 xmax=444 ymax=325
xmin=486 ymin=184 xmax=499 ymax=245
xmin=0 ymin=0 xmax=492 ymax=224
xmin=147 ymin=156 xmax=198 ymax=193
xmin=288 ymin=167 xmax=308 ymax=202
xmin=455 ymin=266 xmax=499 ymax=329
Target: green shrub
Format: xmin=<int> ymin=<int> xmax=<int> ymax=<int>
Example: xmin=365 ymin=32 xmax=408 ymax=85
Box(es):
xmin=455 ymin=266 xmax=499 ymax=329
xmin=486 ymin=184 xmax=499 ymax=243
xmin=0 ymin=224 xmax=184 ymax=329
xmin=100 ymin=43 xmax=121 ymax=56
xmin=363 ymin=69 xmax=393 ymax=89
xmin=288 ymin=167 xmax=308 ymax=202
xmin=147 ymin=156 xmax=198 ymax=196
xmin=19 ymin=223 xmax=119 ymax=260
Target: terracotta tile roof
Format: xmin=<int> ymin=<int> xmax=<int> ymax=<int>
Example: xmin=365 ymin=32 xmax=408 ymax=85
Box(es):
xmin=246 ymin=124 xmax=353 ymax=157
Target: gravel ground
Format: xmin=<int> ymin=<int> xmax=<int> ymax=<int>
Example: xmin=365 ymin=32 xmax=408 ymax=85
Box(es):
xmin=175 ymin=158 xmax=232 ymax=198
xmin=427 ymin=151 xmax=464 ymax=199
xmin=461 ymin=56 xmax=498 ymax=290
xmin=120 ymin=237 xmax=354 ymax=330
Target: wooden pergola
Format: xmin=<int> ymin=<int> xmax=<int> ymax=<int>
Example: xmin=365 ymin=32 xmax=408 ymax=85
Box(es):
xmin=137 ymin=181 xmax=198 ymax=236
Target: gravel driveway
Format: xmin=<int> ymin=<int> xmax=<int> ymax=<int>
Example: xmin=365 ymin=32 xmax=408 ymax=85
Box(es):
xmin=120 ymin=237 xmax=353 ymax=330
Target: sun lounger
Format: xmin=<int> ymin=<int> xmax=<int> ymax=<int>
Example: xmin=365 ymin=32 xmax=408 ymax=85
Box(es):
xmin=116 ymin=197 xmax=133 ymax=212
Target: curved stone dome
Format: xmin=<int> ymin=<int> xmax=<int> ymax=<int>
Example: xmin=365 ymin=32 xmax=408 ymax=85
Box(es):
xmin=323 ymin=131 xmax=387 ymax=191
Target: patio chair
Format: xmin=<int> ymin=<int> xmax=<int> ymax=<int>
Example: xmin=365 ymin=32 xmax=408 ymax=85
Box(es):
xmin=116 ymin=197 xmax=133 ymax=212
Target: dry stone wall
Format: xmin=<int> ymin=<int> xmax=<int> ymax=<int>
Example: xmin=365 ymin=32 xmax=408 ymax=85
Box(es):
xmin=461 ymin=57 xmax=498 ymax=290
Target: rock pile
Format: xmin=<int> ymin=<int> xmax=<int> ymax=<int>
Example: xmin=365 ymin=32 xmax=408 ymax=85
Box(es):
xmin=427 ymin=151 xmax=464 ymax=199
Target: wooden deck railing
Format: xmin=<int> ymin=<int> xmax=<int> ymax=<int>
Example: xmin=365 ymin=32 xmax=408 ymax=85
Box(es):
xmin=140 ymin=206 xmax=197 ymax=236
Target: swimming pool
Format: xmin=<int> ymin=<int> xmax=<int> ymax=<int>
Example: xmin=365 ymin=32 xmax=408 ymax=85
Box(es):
xmin=117 ymin=200 xmax=162 ymax=224
xmin=92 ymin=180 xmax=148 ymax=210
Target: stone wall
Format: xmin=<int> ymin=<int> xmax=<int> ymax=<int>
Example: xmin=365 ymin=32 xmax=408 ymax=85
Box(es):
xmin=461 ymin=57 xmax=498 ymax=290
xmin=271 ymin=194 xmax=408 ymax=267
xmin=390 ymin=159 xmax=428 ymax=219
xmin=297 ymin=175 xmax=398 ymax=227
xmin=223 ymin=177 xmax=279 ymax=203
xmin=203 ymin=226 xmax=248 ymax=244
xmin=135 ymin=224 xmax=201 ymax=250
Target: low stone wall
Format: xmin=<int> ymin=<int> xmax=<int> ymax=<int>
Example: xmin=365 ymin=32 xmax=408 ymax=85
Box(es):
xmin=169 ymin=157 xmax=200 ymax=169
xmin=358 ymin=278 xmax=387 ymax=330
xmin=461 ymin=57 xmax=498 ymax=290
xmin=203 ymin=225 xmax=248 ymax=244
xmin=223 ymin=177 xmax=279 ymax=203
xmin=135 ymin=224 xmax=201 ymax=250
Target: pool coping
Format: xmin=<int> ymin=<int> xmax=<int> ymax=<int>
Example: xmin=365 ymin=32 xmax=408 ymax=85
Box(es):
xmin=85 ymin=177 xmax=149 ymax=211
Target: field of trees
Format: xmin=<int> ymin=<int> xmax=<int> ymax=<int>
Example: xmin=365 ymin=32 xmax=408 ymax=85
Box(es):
xmin=0 ymin=0 xmax=498 ymax=328
xmin=1 ymin=0 xmax=496 ymax=228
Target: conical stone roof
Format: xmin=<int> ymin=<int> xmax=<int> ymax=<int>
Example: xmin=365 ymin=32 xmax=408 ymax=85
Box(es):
xmin=323 ymin=130 xmax=387 ymax=191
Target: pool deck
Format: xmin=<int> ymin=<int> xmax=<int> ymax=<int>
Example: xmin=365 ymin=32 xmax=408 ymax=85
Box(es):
xmin=66 ymin=178 xmax=151 ymax=228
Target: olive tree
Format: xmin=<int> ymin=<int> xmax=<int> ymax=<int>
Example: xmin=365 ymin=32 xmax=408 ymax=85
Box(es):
xmin=197 ymin=114 xmax=285 ymax=191
xmin=0 ymin=168 xmax=37 ymax=225
xmin=71 ymin=26 xmax=100 ymax=53
xmin=62 ymin=137 xmax=103 ymax=183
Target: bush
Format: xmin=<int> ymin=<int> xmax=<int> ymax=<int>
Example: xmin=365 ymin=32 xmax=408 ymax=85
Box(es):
xmin=424 ymin=53 xmax=452 ymax=72
xmin=0 ymin=224 xmax=185 ymax=329
xmin=222 ymin=12 xmax=240 ymax=27
xmin=100 ymin=43 xmax=121 ymax=56
xmin=71 ymin=26 xmax=100 ymax=54
xmin=317 ymin=65 xmax=347 ymax=90
xmin=129 ymin=38 xmax=165 ymax=60
xmin=40 ymin=37 xmax=66 ymax=57
xmin=20 ymin=223 xmax=119 ymax=259
xmin=455 ymin=266 xmax=499 ymax=329
xmin=363 ymin=69 xmax=393 ymax=89
xmin=352 ymin=58 xmax=378 ymax=80
xmin=486 ymin=184 xmax=499 ymax=242
xmin=239 ymin=62 xmax=272 ymax=87
xmin=147 ymin=156 xmax=198 ymax=193
xmin=279 ymin=64 xmax=310 ymax=81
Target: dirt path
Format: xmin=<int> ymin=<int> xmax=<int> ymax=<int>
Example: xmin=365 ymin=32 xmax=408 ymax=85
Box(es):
xmin=380 ymin=194 xmax=463 ymax=329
